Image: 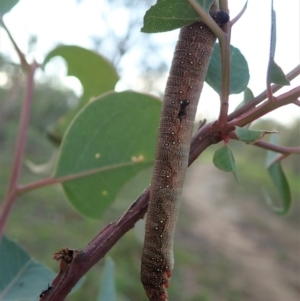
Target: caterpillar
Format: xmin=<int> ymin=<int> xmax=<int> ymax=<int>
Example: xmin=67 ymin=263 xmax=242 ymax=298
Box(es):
xmin=141 ymin=7 xmax=229 ymax=301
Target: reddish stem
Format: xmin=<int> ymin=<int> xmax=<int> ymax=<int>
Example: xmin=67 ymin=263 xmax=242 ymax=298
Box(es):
xmin=217 ymin=0 xmax=248 ymax=127
xmin=0 ymin=16 xmax=29 ymax=70
xmin=227 ymin=86 xmax=300 ymax=128
xmin=217 ymin=28 xmax=230 ymax=127
xmin=0 ymin=62 xmax=38 ymax=239
xmin=229 ymin=131 xmax=300 ymax=154
xmin=17 ymin=161 xmax=151 ymax=195
xmin=229 ymin=0 xmax=248 ymax=25
xmin=228 ymin=65 xmax=300 ymax=121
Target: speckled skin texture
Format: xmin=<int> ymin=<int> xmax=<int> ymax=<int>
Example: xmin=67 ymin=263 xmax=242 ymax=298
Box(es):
xmin=140 ymin=11 xmax=222 ymax=301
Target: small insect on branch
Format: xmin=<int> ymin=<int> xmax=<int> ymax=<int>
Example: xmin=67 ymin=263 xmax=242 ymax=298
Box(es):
xmin=178 ymin=100 xmax=190 ymax=123
xmin=39 ymin=284 xmax=54 ymax=299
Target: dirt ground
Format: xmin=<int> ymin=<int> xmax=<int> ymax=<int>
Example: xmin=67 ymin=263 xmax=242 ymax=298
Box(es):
xmin=182 ymin=163 xmax=300 ymax=301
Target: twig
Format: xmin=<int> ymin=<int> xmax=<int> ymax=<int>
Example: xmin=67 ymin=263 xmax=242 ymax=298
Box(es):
xmin=189 ymin=0 xmax=231 ymax=128
xmin=266 ymin=153 xmax=289 ymax=167
xmin=228 ymin=65 xmax=300 ymax=121
xmin=229 ymin=86 xmax=300 ymax=127
xmin=188 ymin=0 xmax=226 ymax=40
xmin=229 ymin=132 xmax=300 ymax=154
xmin=230 ymin=0 xmax=248 ymax=25
xmin=0 ymin=62 xmax=38 ymax=239
xmin=251 ymin=141 xmax=300 ymax=155
xmin=217 ymin=0 xmax=248 ymax=127
xmin=0 ymin=16 xmax=29 ymax=69
xmin=17 ymin=161 xmax=152 ymax=195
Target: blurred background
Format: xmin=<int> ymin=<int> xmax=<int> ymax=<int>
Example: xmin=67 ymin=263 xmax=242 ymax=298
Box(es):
xmin=0 ymin=0 xmax=299 ymax=300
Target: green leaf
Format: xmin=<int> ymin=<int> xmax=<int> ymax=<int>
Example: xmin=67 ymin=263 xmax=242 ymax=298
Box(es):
xmin=116 ymin=167 xmax=152 ymax=204
xmin=269 ymin=5 xmax=276 ymax=59
xmin=206 ymin=43 xmax=249 ymax=95
xmin=0 ymin=0 xmax=19 ymax=15
xmin=47 ymin=106 xmax=82 ymax=144
xmin=264 ymin=134 xmax=291 ymax=215
xmin=265 ymin=134 xmax=280 ymax=168
xmin=243 ymin=87 xmax=254 ymax=102
xmin=43 ymin=45 xmax=119 ymax=142
xmin=268 ymin=58 xmax=290 ymax=85
xmin=142 ymin=0 xmax=215 ymax=33
xmin=235 ymin=127 xmax=277 ymax=144
xmin=267 ymin=5 xmax=289 ymax=86
xmin=213 ymin=145 xmax=238 ymax=181
xmin=234 ymin=87 xmax=254 ymax=111
xmin=54 ymin=91 xmax=161 ymax=219
xmin=98 ymin=257 xmax=116 ymax=301
xmin=43 ymin=45 xmax=119 ymax=102
xmin=0 ymin=236 xmax=55 ymax=301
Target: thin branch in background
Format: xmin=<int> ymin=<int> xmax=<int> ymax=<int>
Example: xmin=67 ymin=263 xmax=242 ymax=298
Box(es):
xmin=229 ymin=0 xmax=248 ymax=25
xmin=266 ymin=153 xmax=289 ymax=167
xmin=0 ymin=16 xmax=29 ymax=69
xmin=17 ymin=160 xmax=153 ymax=195
xmin=0 ymin=62 xmax=39 ymax=239
xmin=229 ymin=131 xmax=300 ymax=154
xmin=188 ymin=0 xmax=226 ymax=40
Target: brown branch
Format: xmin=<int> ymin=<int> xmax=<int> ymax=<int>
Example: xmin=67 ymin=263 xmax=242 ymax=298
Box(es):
xmin=43 ymin=121 xmax=221 ymax=301
xmin=217 ymin=0 xmax=248 ymax=127
xmin=266 ymin=153 xmax=289 ymax=167
xmin=34 ymin=2 xmax=299 ymax=298
xmin=38 ymin=72 xmax=299 ymax=301
xmin=216 ymin=31 xmax=230 ymax=127
xmin=42 ymin=82 xmax=300 ymax=301
xmin=228 ymin=86 xmax=300 ymax=128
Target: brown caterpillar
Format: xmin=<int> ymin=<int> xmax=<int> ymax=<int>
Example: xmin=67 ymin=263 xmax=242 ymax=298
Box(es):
xmin=141 ymin=7 xmax=229 ymax=301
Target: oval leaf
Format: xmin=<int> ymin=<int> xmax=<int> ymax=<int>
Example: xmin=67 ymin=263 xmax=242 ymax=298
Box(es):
xmin=234 ymin=87 xmax=254 ymax=111
xmin=142 ymin=0 xmax=215 ymax=33
xmin=268 ymin=58 xmax=290 ymax=86
xmin=213 ymin=145 xmax=238 ymax=181
xmin=44 ymin=45 xmax=119 ymax=142
xmin=0 ymin=236 xmax=55 ymax=301
xmin=54 ymin=91 xmax=161 ymax=219
xmin=206 ymin=43 xmax=249 ymax=95
xmin=264 ymin=134 xmax=291 ymax=214
xmin=269 ymin=5 xmax=276 ymax=59
xmin=98 ymin=257 xmax=116 ymax=301
xmin=43 ymin=45 xmax=119 ymax=103
xmin=267 ymin=5 xmax=289 ymax=86
xmin=235 ymin=127 xmax=277 ymax=144
xmin=0 ymin=0 xmax=19 ymax=15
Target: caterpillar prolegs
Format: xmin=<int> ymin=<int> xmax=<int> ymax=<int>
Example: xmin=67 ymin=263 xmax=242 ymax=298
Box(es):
xmin=141 ymin=8 xmax=229 ymax=301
